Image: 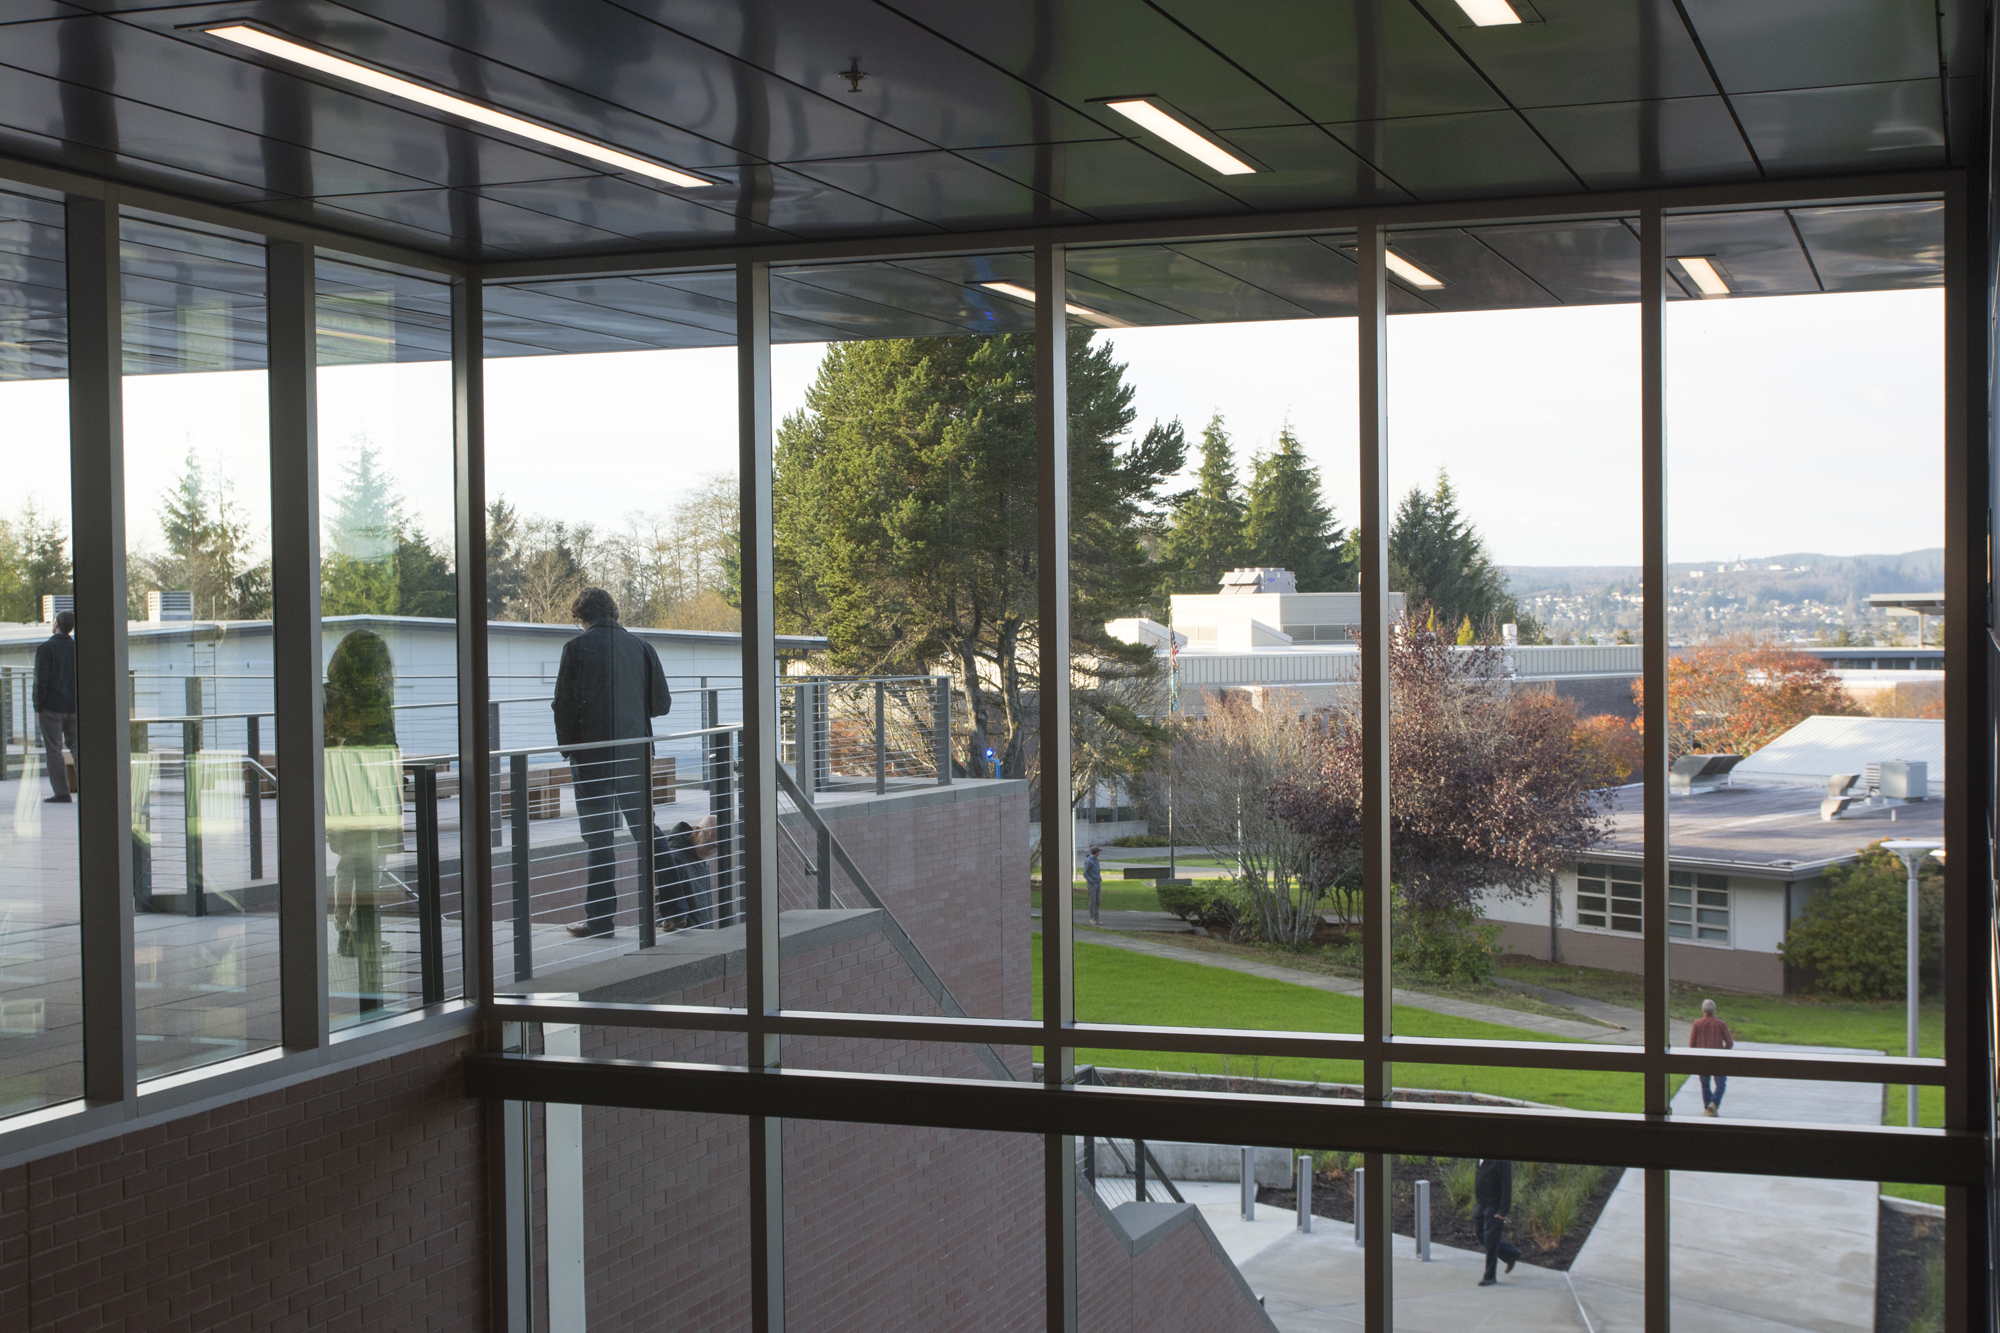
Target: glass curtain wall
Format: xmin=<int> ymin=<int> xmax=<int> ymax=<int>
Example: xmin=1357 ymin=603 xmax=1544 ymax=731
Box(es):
xmin=762 ymin=255 xmax=1038 ymax=1082
xmin=119 ymin=209 xmax=280 ymax=1081
xmin=481 ymin=271 xmax=742 ymax=1000
xmin=1662 ymin=204 xmax=1945 ymax=1149
xmin=0 ymin=183 xmax=78 ymax=1117
xmin=315 ymin=253 xmax=459 ymax=1028
xmin=1383 ymin=218 xmax=1648 ymax=1117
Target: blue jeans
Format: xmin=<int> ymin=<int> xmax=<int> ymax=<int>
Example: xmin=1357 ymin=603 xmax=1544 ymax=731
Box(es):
xmin=1700 ymin=1073 xmax=1728 ymax=1110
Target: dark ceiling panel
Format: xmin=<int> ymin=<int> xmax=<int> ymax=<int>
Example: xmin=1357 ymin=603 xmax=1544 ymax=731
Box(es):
xmin=1197 ymin=125 xmax=1411 ymax=210
xmin=1327 ymin=110 xmax=1583 ymax=199
xmin=1163 ymin=235 xmax=1362 ymax=318
xmin=1787 ymin=201 xmax=1944 ymax=292
xmin=1152 ymin=0 xmax=1502 ymax=123
xmin=1945 ymin=75 xmax=1981 ymax=168
xmin=470 ymin=175 xmax=791 ymax=247
xmin=962 ymin=139 xmax=1246 ymax=221
xmin=876 ymin=0 xmax=1309 ymax=132
xmin=775 ymin=261 xmax=1034 ymax=334
xmin=481 ymin=283 xmax=725 ymax=350
xmin=768 ymin=270 xmax=969 ymax=339
xmin=0 ymin=17 xmax=625 ymax=191
xmin=0 ymin=3 xmax=83 ymax=21
xmin=326 ymin=0 xmax=933 ymax=166
xmin=1658 ymin=210 xmax=1819 ymax=297
xmin=618 ymin=0 xmax=1119 ymax=151
xmin=1380 ymin=228 xmax=1556 ymax=310
xmin=1063 ymin=245 xmax=1315 ymax=324
xmin=1469 ymin=218 xmax=1641 ymax=304
xmin=1407 ymin=0 xmax=1715 ymax=107
xmin=1730 ymin=81 xmax=1946 ymax=175
xmin=306 ymin=187 xmax=631 ymax=254
xmin=1679 ymin=0 xmax=1939 ymax=94
xmin=1522 ymin=97 xmax=1759 ymax=190
xmin=728 ymin=163 xmax=942 ymax=238
xmin=779 ymin=152 xmax=1091 ymax=231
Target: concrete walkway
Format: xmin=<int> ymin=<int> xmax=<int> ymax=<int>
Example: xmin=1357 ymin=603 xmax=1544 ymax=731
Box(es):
xmin=1567 ymin=1042 xmax=1882 ymax=1333
xmin=1041 ymin=920 xmax=1622 ymax=1041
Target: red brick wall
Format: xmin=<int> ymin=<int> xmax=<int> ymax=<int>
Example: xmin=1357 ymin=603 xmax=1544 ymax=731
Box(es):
xmin=0 ymin=1039 xmax=484 ymax=1333
xmin=1078 ymin=1188 xmax=1275 ymax=1333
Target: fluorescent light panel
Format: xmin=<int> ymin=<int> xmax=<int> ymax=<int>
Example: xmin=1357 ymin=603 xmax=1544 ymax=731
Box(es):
xmin=1454 ymin=0 xmax=1524 ymax=25
xmin=980 ymin=282 xmax=1128 ymax=327
xmin=1675 ymin=256 xmax=1731 ymax=296
xmin=1384 ymin=252 xmax=1444 ymax=289
xmin=1102 ymin=99 xmax=1256 ymax=176
xmin=204 ymin=24 xmax=710 ymax=188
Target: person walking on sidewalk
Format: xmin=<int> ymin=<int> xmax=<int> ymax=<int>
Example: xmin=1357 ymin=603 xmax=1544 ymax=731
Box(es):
xmin=34 ymin=609 xmax=77 ymax=804
xmin=1474 ymin=1157 xmax=1520 ymax=1287
xmin=1082 ymin=846 xmax=1103 ymax=925
xmin=1691 ymin=997 xmax=1736 ymax=1116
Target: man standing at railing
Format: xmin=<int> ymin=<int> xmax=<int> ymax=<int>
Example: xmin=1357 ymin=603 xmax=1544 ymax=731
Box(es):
xmin=554 ymin=587 xmax=673 ymax=939
xmin=34 ymin=608 xmax=77 ymax=804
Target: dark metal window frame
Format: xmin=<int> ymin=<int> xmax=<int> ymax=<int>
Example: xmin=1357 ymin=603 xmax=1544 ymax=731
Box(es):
xmin=0 ymin=148 xmax=1985 ymax=1333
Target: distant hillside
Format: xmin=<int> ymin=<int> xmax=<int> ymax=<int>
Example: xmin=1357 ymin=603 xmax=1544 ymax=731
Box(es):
xmin=1504 ymin=549 xmax=1945 ymax=643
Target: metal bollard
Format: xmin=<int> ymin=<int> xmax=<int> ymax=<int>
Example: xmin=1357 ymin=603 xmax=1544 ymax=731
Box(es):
xmin=1241 ymin=1147 xmax=1256 ymax=1221
xmin=1353 ymin=1166 xmax=1365 ymax=1247
xmin=1296 ymin=1156 xmax=1313 ymax=1233
xmin=1415 ymin=1179 xmax=1432 ymax=1261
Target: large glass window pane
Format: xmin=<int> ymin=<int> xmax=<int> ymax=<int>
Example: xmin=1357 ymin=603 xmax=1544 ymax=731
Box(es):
xmin=481 ymin=272 xmax=741 ymax=997
xmin=119 ymin=210 xmax=280 ymax=1080
xmin=764 ymin=256 xmax=1036 ymax=1073
xmin=1384 ymin=217 xmax=1649 ymax=1113
xmin=1664 ymin=202 xmax=1944 ymax=1125
xmin=0 ymin=183 xmax=79 ymax=1117
xmin=315 ymin=252 xmax=459 ymax=1027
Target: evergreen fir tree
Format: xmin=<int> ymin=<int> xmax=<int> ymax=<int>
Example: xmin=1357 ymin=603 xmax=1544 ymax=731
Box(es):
xmin=1158 ymin=413 xmax=1246 ymax=593
xmin=1387 ymin=468 xmax=1535 ymax=641
xmin=322 ymin=443 xmax=404 ymax=615
xmin=1244 ymin=426 xmax=1352 ymax=591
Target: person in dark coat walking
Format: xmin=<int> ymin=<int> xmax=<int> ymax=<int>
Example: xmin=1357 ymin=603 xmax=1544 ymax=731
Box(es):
xmin=552 ymin=587 xmax=673 ymax=938
xmin=1083 ymin=846 xmax=1103 ymax=925
xmin=1474 ymin=1157 xmax=1520 ymax=1286
xmin=33 ymin=609 xmax=77 ymax=803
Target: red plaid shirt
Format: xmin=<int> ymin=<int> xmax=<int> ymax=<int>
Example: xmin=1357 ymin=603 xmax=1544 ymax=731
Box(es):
xmin=1690 ymin=1016 xmax=1734 ymax=1049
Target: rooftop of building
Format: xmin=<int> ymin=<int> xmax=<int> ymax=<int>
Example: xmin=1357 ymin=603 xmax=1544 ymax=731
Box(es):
xmin=1591 ymin=781 xmax=1941 ymax=880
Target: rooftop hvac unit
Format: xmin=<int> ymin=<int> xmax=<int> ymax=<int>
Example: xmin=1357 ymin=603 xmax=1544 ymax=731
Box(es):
xmin=147 ymin=590 xmax=194 ymax=623
xmin=40 ymin=594 xmax=73 ymax=623
xmin=1669 ymin=753 xmax=1744 ymax=795
xmin=1877 ymin=760 xmax=1928 ymax=801
xmin=1219 ymin=567 xmax=1298 ymax=595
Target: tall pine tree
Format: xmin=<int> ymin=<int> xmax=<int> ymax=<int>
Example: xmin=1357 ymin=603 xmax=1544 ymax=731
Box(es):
xmin=1387 ymin=468 xmax=1535 ymax=640
xmin=1158 ymin=413 xmax=1247 ymax=594
xmin=1245 ymin=426 xmax=1353 ymax=591
xmin=322 ymin=443 xmax=404 ymax=615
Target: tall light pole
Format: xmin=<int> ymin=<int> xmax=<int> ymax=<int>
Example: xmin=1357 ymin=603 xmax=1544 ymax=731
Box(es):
xmin=1881 ymin=839 xmax=1941 ymax=1126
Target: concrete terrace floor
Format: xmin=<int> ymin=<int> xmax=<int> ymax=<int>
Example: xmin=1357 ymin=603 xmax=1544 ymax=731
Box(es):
xmin=1222 ymin=1042 xmax=1882 ymax=1333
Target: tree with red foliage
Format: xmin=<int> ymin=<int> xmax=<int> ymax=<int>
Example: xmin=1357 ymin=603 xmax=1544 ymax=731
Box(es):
xmin=1634 ymin=636 xmax=1858 ymax=761
xmin=1575 ymin=714 xmax=1643 ymax=784
xmin=1271 ymin=614 xmax=1616 ymax=914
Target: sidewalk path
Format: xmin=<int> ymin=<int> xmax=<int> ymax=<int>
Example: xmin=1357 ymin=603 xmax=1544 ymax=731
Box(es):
xmin=1036 ymin=919 xmax=1621 ymax=1041
xmin=1567 ymin=1043 xmax=1882 ymax=1332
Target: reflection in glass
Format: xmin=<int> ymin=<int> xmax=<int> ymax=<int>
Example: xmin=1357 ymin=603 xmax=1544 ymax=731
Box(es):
xmin=120 ymin=210 xmax=280 ymax=1080
xmin=0 ymin=184 xmax=80 ymax=1117
xmin=316 ymin=252 xmax=459 ymax=1027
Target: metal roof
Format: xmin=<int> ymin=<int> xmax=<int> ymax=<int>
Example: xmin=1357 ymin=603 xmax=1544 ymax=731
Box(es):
xmin=1728 ymin=715 xmax=1947 ymax=793
xmin=1593 ymin=779 xmax=1943 ymax=880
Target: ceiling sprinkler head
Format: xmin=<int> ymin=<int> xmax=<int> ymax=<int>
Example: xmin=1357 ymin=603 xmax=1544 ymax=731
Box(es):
xmin=841 ymin=58 xmax=868 ymax=94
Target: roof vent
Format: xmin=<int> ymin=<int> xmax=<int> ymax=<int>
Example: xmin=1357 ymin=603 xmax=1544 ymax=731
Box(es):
xmin=1220 ymin=567 xmax=1296 ymax=595
xmin=1669 ymin=753 xmax=1743 ymax=795
xmin=147 ymin=590 xmax=194 ymax=623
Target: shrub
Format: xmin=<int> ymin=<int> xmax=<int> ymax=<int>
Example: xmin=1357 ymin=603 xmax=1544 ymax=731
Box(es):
xmin=1520 ymin=1162 xmax=1603 ymax=1249
xmin=1443 ymin=1157 xmax=1478 ymax=1215
xmin=1159 ymin=879 xmax=1249 ymax=934
xmin=1156 ymin=881 xmax=1214 ymax=922
xmin=1781 ymin=841 xmax=1943 ymax=999
xmin=1393 ymin=898 xmax=1502 ymax=986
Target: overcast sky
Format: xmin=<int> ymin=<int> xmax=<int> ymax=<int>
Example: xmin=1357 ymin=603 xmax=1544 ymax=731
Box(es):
xmin=3 ymin=287 xmax=1941 ymax=571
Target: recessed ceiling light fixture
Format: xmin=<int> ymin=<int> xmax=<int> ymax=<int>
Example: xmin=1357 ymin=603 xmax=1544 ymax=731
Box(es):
xmin=979 ymin=281 xmax=1129 ymax=328
xmin=1454 ymin=0 xmax=1524 ymax=25
xmin=202 ymin=24 xmax=712 ymax=188
xmin=1101 ymin=99 xmax=1256 ymax=176
xmin=1384 ymin=252 xmax=1445 ymax=289
xmin=1674 ymin=256 xmax=1732 ymax=296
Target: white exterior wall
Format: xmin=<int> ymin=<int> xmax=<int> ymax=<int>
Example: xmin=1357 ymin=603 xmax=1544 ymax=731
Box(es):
xmin=1726 ymin=877 xmax=1789 ymax=955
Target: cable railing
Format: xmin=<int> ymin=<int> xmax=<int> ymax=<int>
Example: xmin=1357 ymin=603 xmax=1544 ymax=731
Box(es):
xmin=1074 ymin=1066 xmax=1185 ymax=1207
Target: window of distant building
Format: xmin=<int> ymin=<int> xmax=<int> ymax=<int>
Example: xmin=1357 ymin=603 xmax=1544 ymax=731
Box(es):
xmin=1669 ymin=871 xmax=1730 ymax=944
xmin=1577 ymin=862 xmax=1642 ymax=933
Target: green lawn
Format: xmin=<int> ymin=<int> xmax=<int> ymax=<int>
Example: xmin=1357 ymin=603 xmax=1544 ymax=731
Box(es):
xmin=1030 ymin=885 xmax=1164 ymax=914
xmin=1036 ymin=936 xmax=1642 ymax=1113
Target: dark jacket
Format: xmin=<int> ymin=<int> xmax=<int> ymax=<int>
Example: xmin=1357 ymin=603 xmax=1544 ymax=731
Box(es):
xmin=34 ymin=631 xmax=76 ymax=714
xmin=1474 ymin=1159 xmax=1512 ymax=1214
xmin=551 ymin=620 xmax=671 ymax=760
